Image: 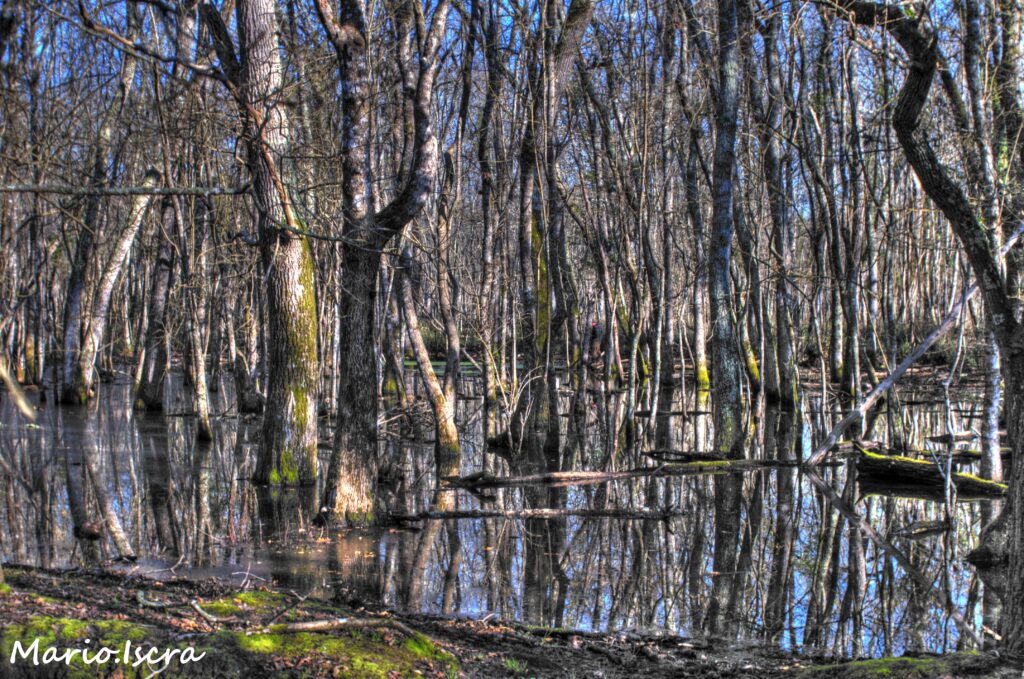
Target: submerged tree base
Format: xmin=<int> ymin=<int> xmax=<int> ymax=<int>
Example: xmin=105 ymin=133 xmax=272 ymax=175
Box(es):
xmin=0 ymin=566 xmax=1016 ymax=678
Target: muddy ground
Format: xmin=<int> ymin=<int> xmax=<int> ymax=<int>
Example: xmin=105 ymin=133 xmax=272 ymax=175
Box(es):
xmin=0 ymin=566 xmax=1016 ymax=678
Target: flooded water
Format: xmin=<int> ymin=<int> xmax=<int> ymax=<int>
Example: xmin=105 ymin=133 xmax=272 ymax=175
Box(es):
xmin=0 ymin=368 xmax=1000 ymax=659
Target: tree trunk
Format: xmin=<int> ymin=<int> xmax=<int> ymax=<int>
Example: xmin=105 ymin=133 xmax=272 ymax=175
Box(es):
xmin=230 ymin=0 xmax=320 ymax=486
xmin=134 ymin=201 xmax=175 ymax=411
xmin=709 ymin=0 xmax=744 ymax=457
xmin=59 ymin=4 xmax=141 ymax=404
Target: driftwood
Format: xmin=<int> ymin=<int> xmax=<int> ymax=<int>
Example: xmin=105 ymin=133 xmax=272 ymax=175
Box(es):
xmin=136 ymin=590 xmax=183 ymax=610
xmin=805 ymin=222 xmax=1024 ymax=466
xmin=925 ymin=432 xmax=977 ymax=444
xmin=190 ymin=599 xmax=228 ymax=625
xmin=643 ymin=451 xmax=729 ymax=463
xmin=856 ymin=449 xmax=1006 ymax=501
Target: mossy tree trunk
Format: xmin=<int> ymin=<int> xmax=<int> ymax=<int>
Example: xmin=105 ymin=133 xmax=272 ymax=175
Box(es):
xmin=685 ymin=132 xmax=711 ymax=392
xmin=203 ymin=0 xmax=320 ymax=486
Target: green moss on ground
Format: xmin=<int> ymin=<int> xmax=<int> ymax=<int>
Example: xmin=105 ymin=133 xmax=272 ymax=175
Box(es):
xmin=227 ymin=628 xmax=456 ymax=678
xmin=1 ymin=614 xmax=455 ymax=679
xmin=797 ymin=652 xmax=1002 ymax=678
xmin=1 ymin=572 xmax=457 ymax=679
xmin=1 ymin=616 xmax=155 ymax=678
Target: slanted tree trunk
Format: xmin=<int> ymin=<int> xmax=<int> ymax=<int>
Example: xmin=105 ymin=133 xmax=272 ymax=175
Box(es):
xmin=399 ymin=243 xmax=459 ymax=474
xmin=70 ymin=168 xmax=160 ymax=402
xmin=59 ymin=3 xmax=141 ymax=405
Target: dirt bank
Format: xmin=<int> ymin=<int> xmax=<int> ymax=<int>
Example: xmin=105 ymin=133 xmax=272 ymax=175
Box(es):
xmin=0 ymin=566 xmax=1015 ymax=678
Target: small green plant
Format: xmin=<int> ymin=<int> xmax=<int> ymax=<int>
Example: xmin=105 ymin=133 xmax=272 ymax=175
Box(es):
xmin=503 ymin=656 xmax=529 ymax=675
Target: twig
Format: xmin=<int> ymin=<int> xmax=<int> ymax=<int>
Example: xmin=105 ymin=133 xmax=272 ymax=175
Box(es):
xmin=0 ymin=184 xmax=248 ymax=196
xmin=189 ymin=599 xmax=226 ymax=625
xmin=136 ymin=590 xmax=182 ymax=610
xmin=261 ymin=591 xmax=308 ymax=627
xmin=259 ymin=617 xmax=417 ymax=637
xmin=391 ymin=508 xmax=676 ymax=522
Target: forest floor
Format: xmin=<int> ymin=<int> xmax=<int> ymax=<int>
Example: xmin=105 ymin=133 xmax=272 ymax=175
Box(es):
xmin=0 ymin=565 xmax=1017 ymax=678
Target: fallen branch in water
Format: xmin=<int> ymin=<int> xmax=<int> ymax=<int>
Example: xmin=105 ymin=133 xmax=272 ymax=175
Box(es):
xmin=856 ymin=447 xmax=1006 ymax=501
xmin=391 ymin=508 xmax=677 ymax=522
xmin=805 ymin=222 xmax=1024 ymax=466
xmin=444 ymin=460 xmax=810 ymax=491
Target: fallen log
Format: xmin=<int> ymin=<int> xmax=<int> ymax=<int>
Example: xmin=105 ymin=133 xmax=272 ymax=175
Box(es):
xmin=190 ymin=599 xmax=229 ymax=625
xmin=856 ymin=448 xmax=1007 ymax=501
xmin=263 ymin=617 xmax=416 ymax=637
xmin=926 ymin=432 xmax=977 ymax=445
xmin=643 ymin=451 xmax=730 ymax=463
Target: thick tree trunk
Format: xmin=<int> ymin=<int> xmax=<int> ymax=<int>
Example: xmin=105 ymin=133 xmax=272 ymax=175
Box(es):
xmin=314 ymin=0 xmax=449 ymax=521
xmin=230 ymin=0 xmax=320 ymax=486
xmin=322 ymin=249 xmax=380 ymax=520
xmin=709 ymin=0 xmax=744 ymax=457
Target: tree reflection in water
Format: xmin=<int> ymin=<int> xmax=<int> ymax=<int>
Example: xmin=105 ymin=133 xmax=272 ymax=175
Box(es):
xmin=0 ymin=371 xmax=997 ymax=657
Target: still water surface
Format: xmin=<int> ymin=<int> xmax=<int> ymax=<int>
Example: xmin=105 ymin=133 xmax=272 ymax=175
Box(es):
xmin=0 ymin=370 xmax=999 ymax=658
